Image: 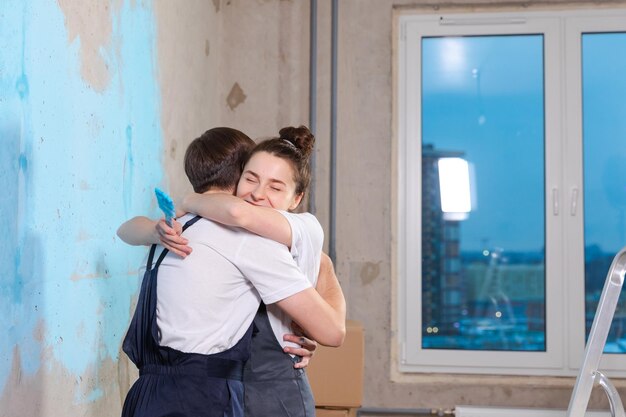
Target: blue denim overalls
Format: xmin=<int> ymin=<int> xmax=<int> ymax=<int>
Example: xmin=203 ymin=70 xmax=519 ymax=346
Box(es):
xmin=243 ymin=303 xmax=316 ymax=417
xmin=121 ymin=216 xmax=253 ymax=417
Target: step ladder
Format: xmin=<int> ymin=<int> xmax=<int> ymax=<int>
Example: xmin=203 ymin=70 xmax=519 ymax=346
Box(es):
xmin=567 ymin=247 xmax=626 ymax=417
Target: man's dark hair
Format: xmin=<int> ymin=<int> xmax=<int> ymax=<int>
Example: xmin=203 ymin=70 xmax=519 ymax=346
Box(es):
xmin=184 ymin=127 xmax=255 ymax=193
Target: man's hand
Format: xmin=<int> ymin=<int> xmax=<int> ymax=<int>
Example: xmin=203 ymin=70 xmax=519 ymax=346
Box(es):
xmin=156 ymin=218 xmax=192 ymax=257
xmin=283 ymin=322 xmax=318 ymax=369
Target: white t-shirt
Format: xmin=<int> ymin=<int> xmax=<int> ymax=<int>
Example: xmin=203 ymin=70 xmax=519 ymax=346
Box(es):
xmin=148 ymin=214 xmax=312 ymax=355
xmin=266 ymin=211 xmax=324 ymax=350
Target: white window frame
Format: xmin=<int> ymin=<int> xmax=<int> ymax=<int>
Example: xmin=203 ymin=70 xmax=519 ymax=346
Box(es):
xmin=396 ymin=8 xmax=626 ymax=376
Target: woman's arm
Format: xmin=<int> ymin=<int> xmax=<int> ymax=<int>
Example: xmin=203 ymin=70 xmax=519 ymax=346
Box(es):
xmin=182 ymin=193 xmax=293 ymax=247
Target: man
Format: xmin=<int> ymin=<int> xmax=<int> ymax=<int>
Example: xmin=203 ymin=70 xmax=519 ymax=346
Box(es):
xmin=117 ymin=127 xmax=345 ymax=417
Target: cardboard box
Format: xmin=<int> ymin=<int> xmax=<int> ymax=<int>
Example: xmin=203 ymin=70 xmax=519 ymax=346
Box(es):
xmin=307 ymin=320 xmax=364 ymax=408
xmin=315 ymin=407 xmax=358 ymax=417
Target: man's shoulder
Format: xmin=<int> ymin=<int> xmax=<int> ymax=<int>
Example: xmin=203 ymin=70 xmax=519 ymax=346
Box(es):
xmin=181 ymin=215 xmax=239 ymax=233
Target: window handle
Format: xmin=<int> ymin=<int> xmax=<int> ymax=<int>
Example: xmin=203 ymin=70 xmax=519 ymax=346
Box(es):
xmin=552 ymin=188 xmax=559 ymax=216
xmin=570 ymin=187 xmax=579 ymax=216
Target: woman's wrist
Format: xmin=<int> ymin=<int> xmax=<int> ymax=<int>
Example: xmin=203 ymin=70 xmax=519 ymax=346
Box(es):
xmin=180 ymin=194 xmax=191 ymax=214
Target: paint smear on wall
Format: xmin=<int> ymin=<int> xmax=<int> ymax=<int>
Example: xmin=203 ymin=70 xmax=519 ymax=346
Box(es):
xmin=57 ymin=0 xmax=115 ymax=92
xmin=0 ymin=0 xmax=164 ymax=406
xmin=226 ymin=82 xmax=246 ymax=110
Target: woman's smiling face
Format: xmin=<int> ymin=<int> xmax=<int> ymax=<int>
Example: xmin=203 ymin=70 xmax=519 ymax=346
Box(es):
xmin=236 ymin=151 xmax=303 ymax=211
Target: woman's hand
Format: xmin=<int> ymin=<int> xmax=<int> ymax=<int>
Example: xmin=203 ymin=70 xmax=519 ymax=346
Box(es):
xmin=283 ymin=322 xmax=318 ymax=369
xmin=156 ymin=218 xmax=192 ymax=258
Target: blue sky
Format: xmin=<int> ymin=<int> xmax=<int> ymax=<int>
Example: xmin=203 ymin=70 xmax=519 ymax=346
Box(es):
xmin=422 ymin=33 xmax=626 ymax=254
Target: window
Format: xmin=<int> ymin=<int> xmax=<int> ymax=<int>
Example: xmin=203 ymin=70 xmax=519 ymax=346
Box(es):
xmin=397 ymin=9 xmax=626 ymax=375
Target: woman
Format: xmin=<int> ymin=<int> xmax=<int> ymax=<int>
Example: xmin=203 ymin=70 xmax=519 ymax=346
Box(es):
xmin=119 ymin=126 xmax=344 ymax=417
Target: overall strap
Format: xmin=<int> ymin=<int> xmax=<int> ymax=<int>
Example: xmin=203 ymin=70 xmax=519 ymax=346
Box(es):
xmin=145 ymin=244 xmax=157 ymax=271
xmin=148 ymin=215 xmax=203 ymax=351
xmin=182 ymin=215 xmax=202 ymax=231
xmin=153 ymin=215 xmax=203 ymax=268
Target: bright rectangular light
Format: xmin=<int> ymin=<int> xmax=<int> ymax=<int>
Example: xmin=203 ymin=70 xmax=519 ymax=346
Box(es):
xmin=438 ymin=157 xmax=472 ymax=218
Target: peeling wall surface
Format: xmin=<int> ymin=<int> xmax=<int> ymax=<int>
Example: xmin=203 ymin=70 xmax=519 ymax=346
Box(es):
xmin=0 ymin=0 xmax=164 ymax=414
xmin=5 ymin=0 xmax=626 ymax=416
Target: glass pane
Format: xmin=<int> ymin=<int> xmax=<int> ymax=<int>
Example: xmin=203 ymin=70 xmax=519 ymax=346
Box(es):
xmin=582 ymin=32 xmax=626 ymax=353
xmin=421 ymin=35 xmax=546 ymax=351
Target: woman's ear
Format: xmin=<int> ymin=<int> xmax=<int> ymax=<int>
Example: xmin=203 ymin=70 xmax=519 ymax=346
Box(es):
xmin=289 ymin=193 xmax=304 ymax=211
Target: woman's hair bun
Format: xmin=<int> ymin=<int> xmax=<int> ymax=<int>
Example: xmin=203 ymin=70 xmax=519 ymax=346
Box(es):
xmin=279 ymin=125 xmax=315 ymax=159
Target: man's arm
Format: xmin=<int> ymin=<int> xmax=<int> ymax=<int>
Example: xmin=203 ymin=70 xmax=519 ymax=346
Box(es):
xmin=277 ymin=253 xmax=346 ymax=347
xmin=281 ymin=253 xmax=344 ymax=364
xmin=117 ymin=216 xmax=192 ymax=257
xmin=230 ymin=233 xmax=345 ymax=347
xmin=117 ymin=216 xmax=161 ymax=245
xmin=315 ymin=253 xmax=346 ymax=325
xmin=275 ymin=253 xmax=346 ymax=348
xmin=275 ymin=287 xmax=345 ymax=347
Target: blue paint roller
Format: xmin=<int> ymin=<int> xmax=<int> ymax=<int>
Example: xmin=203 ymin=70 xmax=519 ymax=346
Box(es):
xmin=155 ymin=187 xmax=175 ymax=227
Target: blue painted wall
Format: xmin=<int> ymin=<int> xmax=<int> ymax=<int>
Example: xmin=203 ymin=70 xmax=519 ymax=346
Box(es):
xmin=0 ymin=0 xmax=164 ymax=403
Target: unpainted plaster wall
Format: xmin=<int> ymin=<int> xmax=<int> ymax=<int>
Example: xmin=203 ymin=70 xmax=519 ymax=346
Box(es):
xmin=159 ymin=0 xmax=312 ymax=198
xmin=154 ymin=0 xmax=222 ymax=201
xmin=301 ymin=0 xmax=626 ymax=412
xmin=216 ymin=0 xmax=311 ymax=141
